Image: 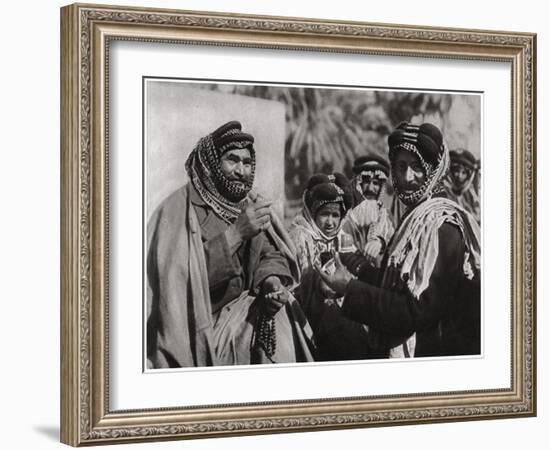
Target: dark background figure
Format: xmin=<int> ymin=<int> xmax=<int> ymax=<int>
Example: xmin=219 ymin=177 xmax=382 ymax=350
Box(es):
xmin=444 ymin=148 xmax=481 ymax=223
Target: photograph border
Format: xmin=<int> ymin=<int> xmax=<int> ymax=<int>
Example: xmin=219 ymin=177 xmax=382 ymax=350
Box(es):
xmin=60 ymin=3 xmax=536 ymax=446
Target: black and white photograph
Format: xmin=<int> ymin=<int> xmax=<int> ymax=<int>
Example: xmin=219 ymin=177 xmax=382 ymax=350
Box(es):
xmin=54 ymin=1 xmax=538 ymax=447
xmin=145 ymin=79 xmax=482 ymax=369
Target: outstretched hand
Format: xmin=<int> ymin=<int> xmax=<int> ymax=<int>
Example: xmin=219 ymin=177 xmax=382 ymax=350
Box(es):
xmin=315 ymin=252 xmax=354 ymax=296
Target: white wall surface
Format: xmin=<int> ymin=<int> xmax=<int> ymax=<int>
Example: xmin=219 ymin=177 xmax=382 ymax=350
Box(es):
xmin=0 ymin=0 xmax=546 ymax=449
xmin=144 ymin=82 xmax=286 ymax=217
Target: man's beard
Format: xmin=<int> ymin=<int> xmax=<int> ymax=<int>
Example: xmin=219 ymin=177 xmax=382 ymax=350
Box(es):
xmin=215 ymin=174 xmax=253 ymax=203
xmin=363 ymin=189 xmax=380 ymax=200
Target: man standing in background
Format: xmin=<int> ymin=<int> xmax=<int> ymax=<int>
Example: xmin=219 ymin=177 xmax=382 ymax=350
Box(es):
xmin=347 ymin=155 xmax=395 ymax=265
xmin=444 ymin=148 xmax=481 ymax=223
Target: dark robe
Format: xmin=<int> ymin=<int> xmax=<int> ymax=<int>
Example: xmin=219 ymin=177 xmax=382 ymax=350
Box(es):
xmin=342 ymin=223 xmax=481 ymax=357
xmin=288 ymin=211 xmax=389 ymax=361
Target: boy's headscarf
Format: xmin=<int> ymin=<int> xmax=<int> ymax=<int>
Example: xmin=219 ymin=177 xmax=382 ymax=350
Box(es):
xmin=304 ymin=173 xmax=353 ymax=218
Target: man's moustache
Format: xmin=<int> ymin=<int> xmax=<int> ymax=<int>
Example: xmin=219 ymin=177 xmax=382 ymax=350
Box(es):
xmin=401 ymin=184 xmax=419 ymax=189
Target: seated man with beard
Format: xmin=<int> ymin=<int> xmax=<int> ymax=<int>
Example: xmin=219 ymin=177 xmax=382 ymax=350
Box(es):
xmin=147 ymin=121 xmax=314 ymax=368
xmin=318 ymin=122 xmax=481 ymax=358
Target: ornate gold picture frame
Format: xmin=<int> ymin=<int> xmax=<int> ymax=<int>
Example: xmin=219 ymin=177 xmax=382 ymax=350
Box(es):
xmin=60 ymin=3 xmax=536 ymax=446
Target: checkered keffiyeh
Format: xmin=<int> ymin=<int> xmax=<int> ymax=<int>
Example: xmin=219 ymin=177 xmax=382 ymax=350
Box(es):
xmin=388 ymin=122 xmax=449 ymax=207
xmin=185 ymin=121 xmax=256 ymax=224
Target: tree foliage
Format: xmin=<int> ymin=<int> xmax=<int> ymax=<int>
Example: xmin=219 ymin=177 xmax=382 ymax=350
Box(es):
xmin=198 ymin=83 xmax=479 ymax=219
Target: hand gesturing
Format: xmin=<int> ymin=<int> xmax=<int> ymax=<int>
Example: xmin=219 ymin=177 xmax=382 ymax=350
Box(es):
xmin=316 ymin=252 xmax=354 ymax=296
xmin=225 ymin=197 xmax=272 ymax=251
xmin=260 ymin=276 xmax=288 ymax=316
xmin=233 ymin=199 xmax=272 ymax=240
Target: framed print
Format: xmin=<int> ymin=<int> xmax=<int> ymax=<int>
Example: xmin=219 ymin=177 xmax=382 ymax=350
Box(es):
xmin=60 ymin=2 xmax=536 ymax=446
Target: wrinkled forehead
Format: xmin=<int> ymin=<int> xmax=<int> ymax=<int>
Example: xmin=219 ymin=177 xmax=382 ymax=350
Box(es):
xmin=392 ymin=147 xmax=422 ymax=165
xmin=220 ymin=147 xmax=252 ymax=161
